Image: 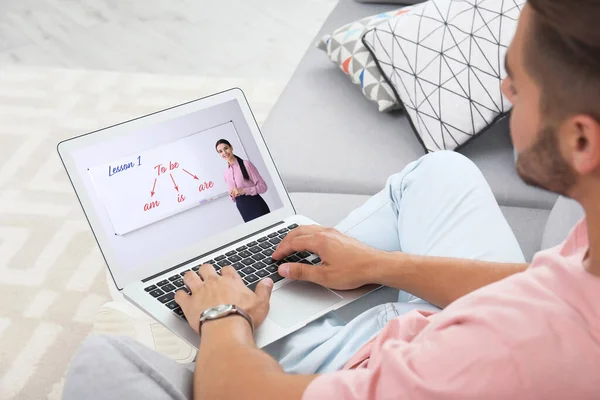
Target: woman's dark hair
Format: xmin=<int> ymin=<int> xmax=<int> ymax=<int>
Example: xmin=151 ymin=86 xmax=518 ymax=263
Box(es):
xmin=215 ymin=139 xmax=250 ymax=180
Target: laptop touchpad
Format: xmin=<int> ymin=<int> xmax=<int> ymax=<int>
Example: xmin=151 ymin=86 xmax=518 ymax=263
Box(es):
xmin=268 ymin=281 xmax=343 ymax=328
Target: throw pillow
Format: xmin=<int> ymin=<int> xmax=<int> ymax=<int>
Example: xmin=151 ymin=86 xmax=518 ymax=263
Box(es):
xmin=317 ymin=8 xmax=412 ymax=112
xmin=363 ymin=0 xmax=525 ymax=151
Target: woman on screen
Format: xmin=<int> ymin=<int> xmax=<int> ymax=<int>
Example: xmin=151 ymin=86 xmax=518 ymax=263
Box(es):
xmin=215 ymin=139 xmax=270 ymax=222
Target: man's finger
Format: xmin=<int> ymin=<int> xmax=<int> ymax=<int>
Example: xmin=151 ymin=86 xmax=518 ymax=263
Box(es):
xmin=183 ymin=270 xmax=203 ymax=293
xmin=254 ymin=278 xmax=273 ymax=304
xmin=278 ymin=262 xmax=323 ymax=284
xmin=281 ymin=225 xmax=323 ymax=244
xmin=220 ymin=265 xmax=239 ymax=279
xmin=174 ymin=289 xmax=190 ymax=310
xmin=273 ymin=229 xmax=324 ymax=260
xmin=198 ymin=264 xmax=218 ymax=281
xmin=275 ymin=226 xmax=323 ymax=257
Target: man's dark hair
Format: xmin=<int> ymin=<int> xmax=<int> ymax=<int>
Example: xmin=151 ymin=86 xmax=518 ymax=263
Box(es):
xmin=526 ymin=0 xmax=600 ymax=123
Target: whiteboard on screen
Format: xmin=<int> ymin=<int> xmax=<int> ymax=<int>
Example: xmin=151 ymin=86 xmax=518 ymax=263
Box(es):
xmin=88 ymin=122 xmax=248 ymax=235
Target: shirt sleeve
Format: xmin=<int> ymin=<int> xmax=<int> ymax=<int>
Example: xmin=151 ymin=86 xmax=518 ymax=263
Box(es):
xmin=243 ymin=161 xmax=267 ymax=196
xmin=224 ymin=170 xmax=235 ymax=202
xmin=302 ymin=319 xmax=521 ymax=400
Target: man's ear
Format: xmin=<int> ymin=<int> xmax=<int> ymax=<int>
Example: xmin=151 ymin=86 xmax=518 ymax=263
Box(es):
xmin=567 ymin=115 xmax=600 ymax=175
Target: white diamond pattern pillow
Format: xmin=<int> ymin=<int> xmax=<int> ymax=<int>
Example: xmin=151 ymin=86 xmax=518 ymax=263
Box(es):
xmin=363 ymin=0 xmax=525 ymax=151
xmin=317 ymin=8 xmax=412 ymax=112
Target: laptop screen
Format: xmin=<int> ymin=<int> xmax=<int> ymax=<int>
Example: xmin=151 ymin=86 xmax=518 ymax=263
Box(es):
xmin=60 ymin=94 xmax=290 ymax=288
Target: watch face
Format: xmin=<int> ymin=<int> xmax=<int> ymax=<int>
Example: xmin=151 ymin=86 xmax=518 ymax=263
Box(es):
xmin=204 ymin=304 xmax=233 ymax=319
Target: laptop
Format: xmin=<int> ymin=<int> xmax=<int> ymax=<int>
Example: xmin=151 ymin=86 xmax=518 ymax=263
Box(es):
xmin=58 ymin=88 xmax=375 ymax=348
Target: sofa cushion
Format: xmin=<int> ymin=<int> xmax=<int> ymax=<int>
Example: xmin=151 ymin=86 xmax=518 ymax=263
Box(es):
xmin=289 ymin=192 xmax=549 ymax=262
xmin=541 ymin=197 xmax=585 ymax=250
xmin=500 ymin=206 xmax=550 ymax=262
xmin=262 ymin=0 xmax=558 ymax=210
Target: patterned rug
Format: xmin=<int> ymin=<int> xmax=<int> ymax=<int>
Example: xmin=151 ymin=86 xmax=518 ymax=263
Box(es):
xmin=0 ymin=66 xmax=287 ymax=399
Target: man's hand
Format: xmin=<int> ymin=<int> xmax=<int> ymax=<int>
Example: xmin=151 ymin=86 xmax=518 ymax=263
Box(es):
xmin=175 ymin=265 xmax=273 ymax=333
xmin=272 ymin=226 xmax=389 ymax=290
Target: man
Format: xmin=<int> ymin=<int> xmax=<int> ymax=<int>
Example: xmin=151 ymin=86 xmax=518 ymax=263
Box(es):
xmin=64 ymin=1 xmax=600 ymax=398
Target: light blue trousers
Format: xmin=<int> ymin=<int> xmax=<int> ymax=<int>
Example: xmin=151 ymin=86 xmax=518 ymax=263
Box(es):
xmin=63 ymin=152 xmax=525 ymax=399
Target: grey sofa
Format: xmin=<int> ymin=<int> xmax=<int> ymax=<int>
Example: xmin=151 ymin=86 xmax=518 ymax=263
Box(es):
xmin=261 ymin=0 xmax=584 ymax=317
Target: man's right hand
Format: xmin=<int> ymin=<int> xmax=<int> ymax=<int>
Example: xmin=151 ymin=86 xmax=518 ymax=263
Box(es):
xmin=272 ymin=226 xmax=391 ymax=290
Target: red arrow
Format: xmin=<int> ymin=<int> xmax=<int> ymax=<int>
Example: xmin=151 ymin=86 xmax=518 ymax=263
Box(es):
xmin=170 ymin=173 xmax=179 ymax=192
xmin=150 ymin=178 xmax=157 ymax=197
xmin=182 ymin=168 xmax=199 ymax=180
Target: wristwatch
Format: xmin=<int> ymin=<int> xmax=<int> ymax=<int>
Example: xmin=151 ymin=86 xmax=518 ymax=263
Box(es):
xmin=198 ymin=304 xmax=254 ymax=335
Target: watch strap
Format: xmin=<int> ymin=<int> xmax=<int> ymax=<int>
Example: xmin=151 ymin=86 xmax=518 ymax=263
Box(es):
xmin=198 ymin=305 xmax=254 ymax=335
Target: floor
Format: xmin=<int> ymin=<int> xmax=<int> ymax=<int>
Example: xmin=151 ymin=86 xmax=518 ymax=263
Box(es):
xmin=0 ymin=1 xmax=337 ymax=398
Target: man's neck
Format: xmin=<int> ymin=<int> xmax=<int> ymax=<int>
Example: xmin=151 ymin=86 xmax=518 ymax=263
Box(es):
xmin=579 ymin=194 xmax=600 ymax=276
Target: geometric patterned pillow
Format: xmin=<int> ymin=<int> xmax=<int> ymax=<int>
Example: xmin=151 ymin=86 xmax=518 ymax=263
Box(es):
xmin=317 ymin=8 xmax=412 ymax=112
xmin=363 ymin=0 xmax=524 ymax=151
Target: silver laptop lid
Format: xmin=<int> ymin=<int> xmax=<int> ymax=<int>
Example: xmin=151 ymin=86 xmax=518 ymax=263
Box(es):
xmin=58 ymin=88 xmax=295 ymax=290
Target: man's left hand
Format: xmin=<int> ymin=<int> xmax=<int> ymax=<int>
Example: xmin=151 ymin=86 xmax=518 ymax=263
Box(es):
xmin=175 ymin=265 xmax=273 ymax=334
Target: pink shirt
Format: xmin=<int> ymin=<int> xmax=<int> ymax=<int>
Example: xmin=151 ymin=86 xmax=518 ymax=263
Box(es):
xmin=304 ymin=219 xmax=600 ymax=399
xmin=224 ymin=159 xmax=267 ymax=202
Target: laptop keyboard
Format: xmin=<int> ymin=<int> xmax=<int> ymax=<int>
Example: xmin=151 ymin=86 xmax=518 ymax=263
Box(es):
xmin=143 ymin=224 xmax=320 ymax=321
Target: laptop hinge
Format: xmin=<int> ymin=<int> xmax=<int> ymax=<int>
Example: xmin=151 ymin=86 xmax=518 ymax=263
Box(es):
xmin=142 ymin=221 xmax=285 ymax=283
